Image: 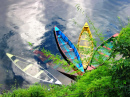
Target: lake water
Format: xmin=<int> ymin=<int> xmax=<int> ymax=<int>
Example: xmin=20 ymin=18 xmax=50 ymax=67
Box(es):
xmin=0 ymin=0 xmax=130 ymax=93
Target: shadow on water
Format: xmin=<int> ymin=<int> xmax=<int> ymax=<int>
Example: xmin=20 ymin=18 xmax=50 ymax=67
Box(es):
xmin=36 ymin=0 xmax=68 ymax=55
xmin=40 ymin=21 xmax=66 ymax=55
xmin=0 ymin=30 xmax=30 ymax=93
xmin=5 ymin=75 xmax=27 ymax=89
xmin=0 ymin=31 xmax=14 ymax=91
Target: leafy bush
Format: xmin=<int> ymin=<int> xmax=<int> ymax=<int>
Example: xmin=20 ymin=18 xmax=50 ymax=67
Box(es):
xmin=1 ymin=84 xmax=48 ymax=97
xmin=114 ymin=23 xmax=130 ymax=58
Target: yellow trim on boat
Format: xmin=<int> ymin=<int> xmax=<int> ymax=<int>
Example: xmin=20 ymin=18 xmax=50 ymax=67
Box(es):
xmin=80 ymin=39 xmax=89 ymax=40
xmin=14 ymin=59 xmax=19 ymax=63
xmin=81 ymin=53 xmax=91 ymax=56
xmin=23 ymin=64 xmax=33 ymax=72
xmin=79 ymin=45 xmax=91 ymax=48
xmin=84 ymin=23 xmax=89 ymax=27
xmin=34 ymin=70 xmax=44 ymax=78
xmin=6 ymin=53 xmax=13 ymax=58
xmin=83 ymin=31 xmax=88 ymax=33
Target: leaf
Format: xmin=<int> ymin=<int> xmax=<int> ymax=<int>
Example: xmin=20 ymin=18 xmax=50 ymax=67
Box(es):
xmin=123 ymin=80 xmax=126 ymax=84
xmin=28 ymin=42 xmax=33 ymax=46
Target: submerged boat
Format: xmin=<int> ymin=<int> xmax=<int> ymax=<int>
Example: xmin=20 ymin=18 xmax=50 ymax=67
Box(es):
xmin=77 ymin=22 xmax=94 ymax=69
xmin=90 ymin=33 xmax=119 ymax=68
xmin=53 ymin=26 xmax=84 ymax=74
xmin=6 ymin=53 xmax=62 ymax=85
xmin=32 ymin=49 xmax=78 ymax=79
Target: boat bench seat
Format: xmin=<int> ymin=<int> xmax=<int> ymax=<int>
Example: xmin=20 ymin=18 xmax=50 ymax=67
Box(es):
xmin=87 ymin=66 xmax=94 ymax=70
xmin=69 ymin=56 xmax=77 ymax=60
xmin=63 ymin=48 xmax=73 ymax=53
xmin=59 ymin=42 xmax=67 ymax=46
xmin=94 ymin=58 xmax=99 ymax=61
xmin=90 ymin=65 xmax=96 ymax=69
xmin=57 ymin=35 xmax=61 ymax=38
xmin=98 ymin=52 xmax=109 ymax=57
xmin=102 ymin=46 xmax=111 ymax=50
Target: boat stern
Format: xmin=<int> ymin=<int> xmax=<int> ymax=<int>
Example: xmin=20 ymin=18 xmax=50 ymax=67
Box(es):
xmin=55 ymin=80 xmax=62 ymax=85
xmin=113 ymin=33 xmax=119 ymax=37
xmin=6 ymin=53 xmax=14 ymax=59
xmin=78 ymin=66 xmax=85 ymax=73
xmin=54 ymin=26 xmax=60 ymax=32
xmin=84 ymin=22 xmax=89 ymax=27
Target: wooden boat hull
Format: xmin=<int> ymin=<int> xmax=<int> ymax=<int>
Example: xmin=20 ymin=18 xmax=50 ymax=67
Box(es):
xmin=90 ymin=33 xmax=119 ymax=68
xmin=6 ymin=53 xmax=62 ymax=85
xmin=53 ymin=26 xmax=84 ymax=74
xmin=77 ymin=22 xmax=94 ymax=69
xmin=32 ymin=48 xmax=78 ymax=78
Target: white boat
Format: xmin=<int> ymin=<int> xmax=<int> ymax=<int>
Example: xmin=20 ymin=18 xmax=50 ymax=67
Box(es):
xmin=6 ymin=53 xmax=62 ymax=85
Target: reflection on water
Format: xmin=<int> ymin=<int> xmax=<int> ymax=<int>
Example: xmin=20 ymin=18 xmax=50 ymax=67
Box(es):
xmin=0 ymin=0 xmax=130 ymax=92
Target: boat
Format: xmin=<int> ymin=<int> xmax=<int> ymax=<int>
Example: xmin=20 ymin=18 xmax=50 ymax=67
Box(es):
xmin=6 ymin=53 xmax=62 ymax=85
xmin=31 ymin=48 xmax=78 ymax=79
xmin=89 ymin=33 xmax=119 ymax=68
xmin=53 ymin=26 xmax=84 ymax=75
xmin=77 ymin=22 xmax=94 ymax=69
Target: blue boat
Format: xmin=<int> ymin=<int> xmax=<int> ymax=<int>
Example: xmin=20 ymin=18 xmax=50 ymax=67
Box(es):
xmin=53 ymin=26 xmax=84 ymax=74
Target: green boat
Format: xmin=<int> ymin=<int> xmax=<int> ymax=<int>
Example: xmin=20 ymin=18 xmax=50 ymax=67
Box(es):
xmin=89 ymin=33 xmax=119 ymax=68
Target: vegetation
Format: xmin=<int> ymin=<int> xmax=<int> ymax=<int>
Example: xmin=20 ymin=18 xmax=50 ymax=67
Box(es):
xmin=0 ymin=5 xmax=130 ymax=97
xmin=108 ymin=23 xmax=130 ymax=97
xmin=0 ymin=84 xmax=48 ymax=97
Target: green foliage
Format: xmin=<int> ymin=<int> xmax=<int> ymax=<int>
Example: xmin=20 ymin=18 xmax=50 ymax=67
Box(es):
xmin=85 ymin=76 xmax=112 ymax=97
xmin=28 ymin=42 xmax=33 ymax=47
xmin=1 ymin=84 xmax=48 ymax=97
xmin=108 ymin=23 xmax=130 ymax=96
xmin=109 ymin=58 xmax=130 ymax=97
xmin=28 ymin=85 xmax=47 ymax=97
xmin=116 ymin=23 xmax=130 ymax=58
